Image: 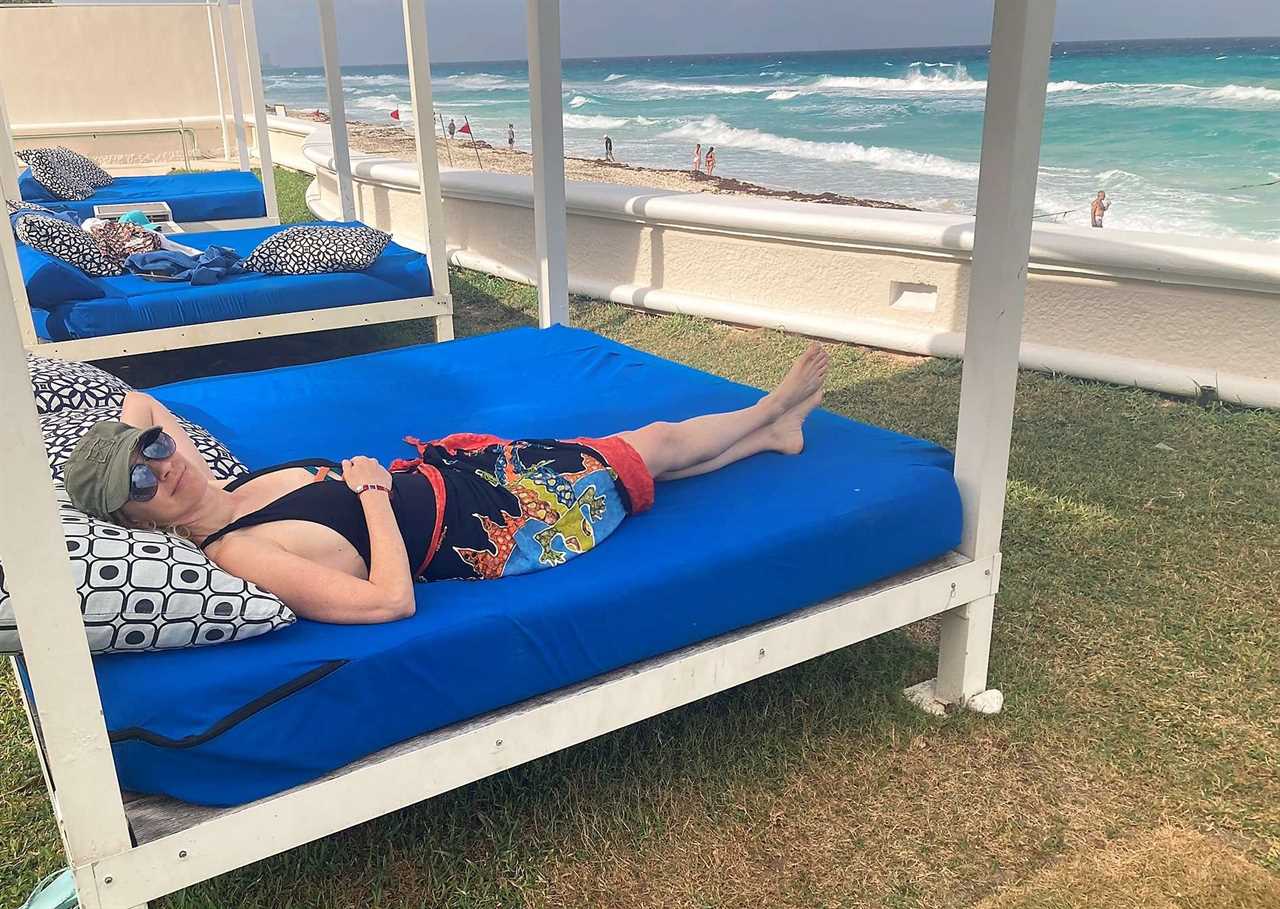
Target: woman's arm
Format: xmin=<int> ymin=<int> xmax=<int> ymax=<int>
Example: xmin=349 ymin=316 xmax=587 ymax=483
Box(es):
xmin=213 ymin=536 xmax=416 ymax=623
xmin=120 ymin=391 xmax=218 ymax=485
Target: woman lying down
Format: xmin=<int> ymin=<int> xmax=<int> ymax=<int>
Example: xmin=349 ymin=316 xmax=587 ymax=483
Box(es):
xmin=65 ymin=344 xmax=829 ymax=624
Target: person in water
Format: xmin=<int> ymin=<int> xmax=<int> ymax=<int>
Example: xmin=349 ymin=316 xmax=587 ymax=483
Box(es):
xmin=1090 ymin=190 xmax=1111 ymax=228
xmin=65 ymin=345 xmax=829 ymax=625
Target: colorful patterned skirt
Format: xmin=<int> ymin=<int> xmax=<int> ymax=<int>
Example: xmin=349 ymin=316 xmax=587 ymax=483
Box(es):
xmin=390 ymin=433 xmax=654 ymax=582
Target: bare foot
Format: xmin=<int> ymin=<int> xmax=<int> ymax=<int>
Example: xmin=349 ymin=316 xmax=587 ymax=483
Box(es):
xmin=765 ymin=342 xmax=829 ymax=415
xmin=767 ymin=388 xmax=823 ymax=455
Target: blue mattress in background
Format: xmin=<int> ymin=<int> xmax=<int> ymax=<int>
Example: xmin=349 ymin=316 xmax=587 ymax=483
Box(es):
xmin=18 ymin=169 xmax=267 ymax=223
xmin=94 ymin=326 xmax=962 ymax=806
xmin=30 ymin=222 xmax=431 ymax=341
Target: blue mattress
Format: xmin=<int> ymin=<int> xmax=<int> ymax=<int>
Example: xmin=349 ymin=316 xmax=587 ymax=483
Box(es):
xmin=89 ymin=326 xmax=961 ymax=806
xmin=26 ymin=222 xmax=431 ymax=341
xmin=18 ymin=169 xmax=267 ymax=223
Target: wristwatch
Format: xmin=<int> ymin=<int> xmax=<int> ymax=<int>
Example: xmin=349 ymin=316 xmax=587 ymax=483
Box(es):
xmin=355 ymin=483 xmax=391 ymax=496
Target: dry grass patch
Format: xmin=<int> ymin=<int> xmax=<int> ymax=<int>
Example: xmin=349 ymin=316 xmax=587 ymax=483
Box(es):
xmin=976 ymin=827 xmax=1280 ymax=909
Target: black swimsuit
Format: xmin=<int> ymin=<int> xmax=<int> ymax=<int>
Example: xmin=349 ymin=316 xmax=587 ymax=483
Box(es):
xmin=200 ymin=460 xmax=438 ymax=574
xmin=199 ymin=435 xmax=655 ymax=583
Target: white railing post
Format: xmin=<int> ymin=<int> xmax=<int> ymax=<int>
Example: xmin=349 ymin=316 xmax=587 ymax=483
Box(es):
xmin=316 ymin=0 xmax=356 ymax=221
xmin=217 ymin=0 xmax=251 ymax=172
xmin=936 ymin=0 xmax=1056 ymax=706
xmin=237 ymin=0 xmax=279 ymax=221
xmin=401 ymin=0 xmax=453 ymax=340
xmin=0 ymin=81 xmax=38 ymax=348
xmin=0 ymin=164 xmax=134 ymax=903
xmin=525 ymin=0 xmax=570 ymax=327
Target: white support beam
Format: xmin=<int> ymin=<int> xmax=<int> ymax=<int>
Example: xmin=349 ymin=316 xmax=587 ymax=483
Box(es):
xmin=525 ymin=0 xmax=570 ymax=327
xmin=936 ymin=0 xmax=1056 ymax=706
xmin=0 ymin=164 xmax=134 ymax=887
xmin=237 ymin=0 xmax=279 ymax=221
xmin=0 ymin=82 xmax=38 ymax=348
xmin=207 ymin=5 xmax=232 ymax=160
xmin=401 ymin=0 xmax=453 ymax=340
xmin=217 ymin=0 xmax=251 ymax=172
xmin=316 ymin=0 xmax=356 ymax=221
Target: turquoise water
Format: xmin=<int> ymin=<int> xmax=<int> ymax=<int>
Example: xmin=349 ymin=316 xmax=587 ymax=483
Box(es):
xmin=263 ymin=38 xmax=1280 ymax=241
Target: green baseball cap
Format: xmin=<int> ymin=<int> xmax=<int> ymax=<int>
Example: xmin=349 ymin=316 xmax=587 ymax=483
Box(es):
xmin=64 ymin=421 xmax=161 ymax=520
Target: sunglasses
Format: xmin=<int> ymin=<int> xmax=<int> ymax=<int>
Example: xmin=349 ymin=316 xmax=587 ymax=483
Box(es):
xmin=128 ymin=430 xmax=178 ymax=502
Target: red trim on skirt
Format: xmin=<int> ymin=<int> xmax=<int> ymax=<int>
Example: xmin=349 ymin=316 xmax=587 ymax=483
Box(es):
xmin=566 ymin=435 xmax=655 ymax=513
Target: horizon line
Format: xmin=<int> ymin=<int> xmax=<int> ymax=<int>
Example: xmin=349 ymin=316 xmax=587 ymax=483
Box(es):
xmin=263 ymin=33 xmax=1280 ymax=70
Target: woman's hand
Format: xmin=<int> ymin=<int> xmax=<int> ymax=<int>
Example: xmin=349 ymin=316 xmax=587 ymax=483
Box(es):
xmin=341 ymin=456 xmax=393 ymax=493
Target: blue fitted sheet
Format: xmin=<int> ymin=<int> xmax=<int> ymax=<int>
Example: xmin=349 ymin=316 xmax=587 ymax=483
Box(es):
xmin=18 ymin=169 xmax=267 ymax=223
xmin=29 ymin=222 xmax=431 ymax=341
xmin=91 ymin=326 xmax=962 ymax=806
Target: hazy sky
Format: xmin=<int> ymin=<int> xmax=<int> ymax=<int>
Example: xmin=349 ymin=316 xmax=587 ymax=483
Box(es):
xmin=245 ymin=0 xmax=1280 ymax=66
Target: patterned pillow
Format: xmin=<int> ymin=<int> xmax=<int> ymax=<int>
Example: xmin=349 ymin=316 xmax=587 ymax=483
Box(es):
xmin=0 ymin=486 xmax=295 ymax=655
xmin=27 ymin=353 xmax=133 ymax=414
xmin=15 ymin=213 xmax=124 ymax=277
xmin=54 ymin=148 xmax=114 ymax=189
xmin=6 ymin=198 xmax=57 ymax=217
xmin=40 ymin=405 xmax=248 ymax=483
xmin=243 ymin=225 xmax=392 ymax=275
xmin=15 ymin=148 xmax=94 ymax=201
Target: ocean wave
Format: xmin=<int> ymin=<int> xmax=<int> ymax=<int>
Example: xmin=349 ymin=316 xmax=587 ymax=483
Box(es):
xmin=568 ymin=95 xmax=592 ymax=108
xmin=344 ymin=74 xmax=406 ymax=87
xmin=563 ymin=113 xmax=632 ymax=129
xmin=444 ymin=73 xmax=525 ymax=91
xmin=766 ymin=89 xmax=802 ymax=100
xmin=660 ymin=115 xmax=980 ymax=181
xmin=1209 ymin=83 xmax=1280 ymax=103
xmin=606 ymin=78 xmax=768 ymax=96
xmin=604 ymin=73 xmax=626 ymax=81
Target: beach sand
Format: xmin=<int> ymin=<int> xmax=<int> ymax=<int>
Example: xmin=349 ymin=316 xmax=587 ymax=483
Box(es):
xmin=297 ymin=113 xmax=915 ymax=211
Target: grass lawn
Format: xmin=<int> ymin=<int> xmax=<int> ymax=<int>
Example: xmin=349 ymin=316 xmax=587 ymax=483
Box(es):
xmin=2 ymin=169 xmax=1277 ymax=908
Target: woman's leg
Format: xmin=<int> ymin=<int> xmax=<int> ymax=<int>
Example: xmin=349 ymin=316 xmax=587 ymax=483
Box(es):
xmin=659 ymin=388 xmax=820 ymax=480
xmin=617 ymin=343 xmax=828 ymax=479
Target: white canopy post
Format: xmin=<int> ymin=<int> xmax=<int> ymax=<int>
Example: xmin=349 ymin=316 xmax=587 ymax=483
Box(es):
xmin=401 ymin=0 xmax=453 ymax=340
xmin=0 ymin=198 xmax=134 ymax=908
xmin=207 ymin=3 xmax=232 ymax=160
xmin=525 ymin=0 xmax=570 ymax=327
xmin=238 ymin=0 xmax=279 ymax=221
xmin=0 ymin=82 xmax=38 ymax=347
xmin=316 ymin=0 xmax=356 ymax=221
xmin=217 ymin=0 xmax=251 ymax=171
xmin=936 ymin=0 xmax=1056 ymax=707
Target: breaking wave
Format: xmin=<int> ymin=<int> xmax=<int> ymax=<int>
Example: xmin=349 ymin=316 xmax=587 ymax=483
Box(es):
xmin=568 ymin=95 xmax=592 ymax=108
xmin=660 ymin=115 xmax=980 ymax=181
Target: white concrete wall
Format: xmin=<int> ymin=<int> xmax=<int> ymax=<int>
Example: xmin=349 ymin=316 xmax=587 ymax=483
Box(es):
xmin=291 ymin=118 xmax=1280 ymax=407
xmin=0 ymin=3 xmax=250 ymax=164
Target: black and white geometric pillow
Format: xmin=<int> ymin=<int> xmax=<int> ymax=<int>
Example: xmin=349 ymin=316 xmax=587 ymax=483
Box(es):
xmin=243 ymin=224 xmax=392 ymax=275
xmin=52 ymin=148 xmax=114 ymax=189
xmin=6 ymin=198 xmax=58 ymax=217
xmin=26 ymin=352 xmax=133 ymax=414
xmin=40 ymin=405 xmax=248 ymax=483
xmin=15 ymin=147 xmax=94 ymax=201
xmin=0 ymin=486 xmax=295 ymax=655
xmin=15 ymin=213 xmax=124 ymax=277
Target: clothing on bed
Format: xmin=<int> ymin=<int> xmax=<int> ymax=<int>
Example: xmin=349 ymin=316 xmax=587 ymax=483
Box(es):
xmin=82 ymin=218 xmax=164 ymax=261
xmin=124 ymin=246 xmax=244 ymax=284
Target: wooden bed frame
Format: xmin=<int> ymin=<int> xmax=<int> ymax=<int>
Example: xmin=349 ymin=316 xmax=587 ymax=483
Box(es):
xmin=0 ymin=0 xmax=455 ymax=362
xmin=0 ymin=2 xmax=1056 ymax=906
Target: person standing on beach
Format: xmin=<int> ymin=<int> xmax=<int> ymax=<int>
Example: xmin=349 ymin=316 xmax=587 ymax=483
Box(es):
xmin=1090 ymin=190 xmax=1111 ymax=228
xmin=692 ymin=143 xmax=702 ymax=174
xmin=448 ymin=118 xmax=457 ymax=139
xmin=507 ymin=123 xmax=516 ymax=152
xmin=604 ymin=134 xmax=615 ymax=162
xmin=704 ymin=146 xmax=717 ymax=177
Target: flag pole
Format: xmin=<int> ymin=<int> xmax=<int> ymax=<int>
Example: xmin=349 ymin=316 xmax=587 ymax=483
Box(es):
xmin=437 ymin=111 xmax=454 ymax=167
xmin=464 ymin=115 xmax=484 ymax=170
